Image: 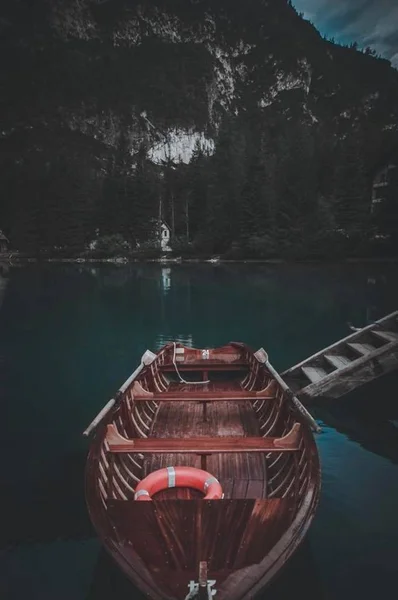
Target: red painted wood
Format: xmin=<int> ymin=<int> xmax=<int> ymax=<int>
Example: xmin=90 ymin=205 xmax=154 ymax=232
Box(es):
xmin=85 ymin=341 xmax=321 ymax=600
xmin=133 ymin=394 xmax=276 ymax=402
xmin=160 ymin=363 xmax=248 ymax=372
xmin=106 ymin=423 xmax=301 ymax=454
xmin=144 ymin=398 xmax=268 ymax=499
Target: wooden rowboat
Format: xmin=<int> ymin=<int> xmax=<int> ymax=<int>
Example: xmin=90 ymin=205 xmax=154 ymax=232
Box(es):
xmin=84 ymin=342 xmax=321 ymax=600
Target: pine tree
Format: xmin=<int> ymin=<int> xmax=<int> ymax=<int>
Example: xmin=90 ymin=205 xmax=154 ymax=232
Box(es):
xmin=239 ymin=126 xmax=278 ymax=256
xmin=333 ymin=134 xmax=371 ymax=238
xmin=187 ymin=141 xmax=211 ymax=243
xmin=375 ymin=164 xmax=398 ymax=249
xmin=275 ymin=121 xmax=318 ymax=255
xmin=205 ymin=116 xmax=246 ymax=253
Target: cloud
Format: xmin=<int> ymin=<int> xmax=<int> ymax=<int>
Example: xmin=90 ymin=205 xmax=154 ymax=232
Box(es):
xmin=293 ymin=0 xmax=398 ymax=68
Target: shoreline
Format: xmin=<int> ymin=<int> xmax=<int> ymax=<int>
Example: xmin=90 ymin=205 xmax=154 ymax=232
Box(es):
xmin=1 ymin=254 xmax=398 ymax=266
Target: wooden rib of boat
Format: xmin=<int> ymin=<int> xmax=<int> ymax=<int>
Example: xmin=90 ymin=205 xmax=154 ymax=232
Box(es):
xmin=84 ymin=342 xmax=320 ymax=600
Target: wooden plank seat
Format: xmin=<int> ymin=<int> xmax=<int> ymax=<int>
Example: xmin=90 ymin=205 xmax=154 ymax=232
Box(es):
xmin=131 ymin=380 xmax=277 ymax=402
xmin=160 ymin=362 xmax=248 ymax=372
xmin=106 ymin=423 xmax=301 ymax=454
xmin=133 ymin=394 xmax=276 ymax=402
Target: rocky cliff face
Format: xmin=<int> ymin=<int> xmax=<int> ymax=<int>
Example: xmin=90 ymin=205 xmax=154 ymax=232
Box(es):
xmin=1 ymin=0 xmax=398 ymax=256
xmin=4 ymin=0 xmax=398 ymax=161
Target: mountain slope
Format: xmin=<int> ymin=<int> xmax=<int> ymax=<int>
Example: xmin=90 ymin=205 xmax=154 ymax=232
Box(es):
xmin=1 ymin=0 xmax=398 ymax=257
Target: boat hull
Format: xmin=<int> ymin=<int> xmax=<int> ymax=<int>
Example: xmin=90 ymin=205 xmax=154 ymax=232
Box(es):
xmin=85 ymin=342 xmax=321 ymax=599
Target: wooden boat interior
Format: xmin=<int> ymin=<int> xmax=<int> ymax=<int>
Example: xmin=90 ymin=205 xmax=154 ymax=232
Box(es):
xmin=89 ymin=342 xmax=315 ymax=504
xmin=85 ymin=342 xmax=319 ymax=599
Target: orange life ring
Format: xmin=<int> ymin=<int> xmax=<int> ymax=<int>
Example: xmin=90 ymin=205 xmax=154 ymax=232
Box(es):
xmin=134 ymin=466 xmax=223 ymax=501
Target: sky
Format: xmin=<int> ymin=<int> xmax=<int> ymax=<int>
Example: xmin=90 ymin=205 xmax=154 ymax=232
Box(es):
xmin=292 ymin=0 xmax=398 ymax=68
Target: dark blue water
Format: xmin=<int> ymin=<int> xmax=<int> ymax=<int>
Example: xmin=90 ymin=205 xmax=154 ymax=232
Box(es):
xmin=1 ymin=262 xmax=398 ymax=600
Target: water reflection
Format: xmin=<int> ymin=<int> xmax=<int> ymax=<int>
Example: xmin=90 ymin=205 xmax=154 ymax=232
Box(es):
xmin=160 ymin=267 xmax=171 ymax=293
xmin=155 ymin=333 xmax=194 ymax=349
xmin=313 ymin=371 xmax=398 ymax=465
xmin=50 ymin=262 xmax=398 ymax=342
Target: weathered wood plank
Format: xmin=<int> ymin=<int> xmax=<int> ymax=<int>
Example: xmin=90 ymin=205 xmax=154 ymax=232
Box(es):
xmin=282 ymin=309 xmax=398 ymax=379
xmin=301 ymin=367 xmax=328 ymax=383
xmin=347 ymin=342 xmax=375 ymax=356
xmin=282 ymin=309 xmax=398 ymax=401
xmin=372 ymin=330 xmax=398 ymax=343
xmin=294 ymin=341 xmax=398 ymax=402
xmin=324 ymin=355 xmax=351 ymax=369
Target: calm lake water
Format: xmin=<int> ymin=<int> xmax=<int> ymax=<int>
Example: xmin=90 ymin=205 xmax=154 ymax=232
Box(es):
xmin=1 ymin=262 xmax=398 ymax=600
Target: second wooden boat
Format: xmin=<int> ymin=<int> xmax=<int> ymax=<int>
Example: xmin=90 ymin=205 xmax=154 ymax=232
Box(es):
xmin=84 ymin=342 xmax=321 ymax=599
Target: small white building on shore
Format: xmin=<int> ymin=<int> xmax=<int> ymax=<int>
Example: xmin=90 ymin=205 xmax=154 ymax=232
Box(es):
xmin=159 ymin=221 xmax=172 ymax=252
